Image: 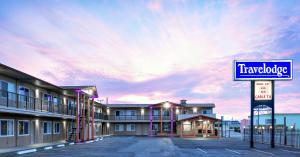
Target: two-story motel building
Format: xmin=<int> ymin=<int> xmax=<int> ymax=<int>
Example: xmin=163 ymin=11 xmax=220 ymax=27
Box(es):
xmin=0 ymin=63 xmax=220 ymax=149
xmin=105 ymin=100 xmax=220 ymax=137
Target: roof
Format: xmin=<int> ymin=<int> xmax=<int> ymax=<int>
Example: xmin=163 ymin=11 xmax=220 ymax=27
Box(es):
xmin=60 ymin=86 xmax=98 ymax=98
xmin=106 ymin=101 xmax=215 ymax=108
xmin=0 ymin=63 xmax=98 ymax=98
xmin=178 ymin=114 xmax=220 ymax=122
xmin=106 ymin=104 xmax=151 ymax=108
xmin=0 ymin=63 xmax=63 ymax=93
xmin=183 ymin=103 xmax=215 ymax=108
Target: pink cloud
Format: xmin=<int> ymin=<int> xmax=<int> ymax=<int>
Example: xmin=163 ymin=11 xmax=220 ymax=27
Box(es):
xmin=147 ymin=1 xmax=162 ymax=12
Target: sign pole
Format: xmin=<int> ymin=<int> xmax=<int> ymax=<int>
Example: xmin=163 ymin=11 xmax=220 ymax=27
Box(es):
xmin=271 ymin=81 xmax=275 ymax=148
xmin=250 ymin=81 xmax=254 ymax=148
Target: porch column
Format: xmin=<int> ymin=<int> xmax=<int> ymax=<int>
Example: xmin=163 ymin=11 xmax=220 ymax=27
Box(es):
xmin=160 ymin=107 xmax=163 ymax=134
xmin=170 ymin=105 xmax=174 ymax=136
xmin=76 ymin=90 xmax=80 ymax=143
xmin=87 ymin=97 xmax=90 ymax=140
xmin=149 ymin=106 xmax=153 ymax=136
xmin=205 ymin=120 xmax=208 ymax=137
xmin=217 ymin=121 xmax=220 ymax=138
xmin=92 ymin=98 xmax=95 ymax=140
xmin=194 ymin=120 xmax=196 ymax=137
xmin=180 ymin=122 xmax=183 ymax=137
xmin=212 ymin=122 xmax=215 ymax=137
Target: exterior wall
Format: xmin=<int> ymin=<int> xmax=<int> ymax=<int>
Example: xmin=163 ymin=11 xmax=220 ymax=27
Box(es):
xmin=110 ymin=123 xmax=149 ymax=136
xmin=0 ymin=113 xmax=68 ymax=148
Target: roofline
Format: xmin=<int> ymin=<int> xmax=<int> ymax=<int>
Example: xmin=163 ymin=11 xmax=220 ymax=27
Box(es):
xmin=0 ymin=63 xmax=63 ymax=90
xmin=178 ymin=114 xmax=221 ymax=122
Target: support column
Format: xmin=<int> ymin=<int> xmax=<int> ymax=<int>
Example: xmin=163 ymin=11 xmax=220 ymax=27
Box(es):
xmin=205 ymin=120 xmax=208 ymax=138
xmin=160 ymin=107 xmax=163 ymax=134
xmin=212 ymin=122 xmax=215 ymax=137
xmin=92 ymin=98 xmax=95 ymax=140
xmin=218 ymin=121 xmax=220 ymax=138
xmin=180 ymin=122 xmax=183 ymax=137
xmin=81 ymin=94 xmax=85 ymax=141
xmin=149 ymin=106 xmax=153 ymax=136
xmin=170 ymin=105 xmax=174 ymax=136
xmin=87 ymin=97 xmax=90 ymax=141
xmin=75 ymin=90 xmax=80 ymax=143
xmin=193 ymin=120 xmax=196 ymax=137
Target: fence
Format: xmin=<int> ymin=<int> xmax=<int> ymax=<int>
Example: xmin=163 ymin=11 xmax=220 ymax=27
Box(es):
xmin=242 ymin=127 xmax=300 ymax=148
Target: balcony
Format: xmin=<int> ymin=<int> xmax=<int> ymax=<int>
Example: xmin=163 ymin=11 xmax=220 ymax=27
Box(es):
xmin=0 ymin=90 xmax=76 ymax=117
xmin=106 ymin=115 xmax=172 ymax=122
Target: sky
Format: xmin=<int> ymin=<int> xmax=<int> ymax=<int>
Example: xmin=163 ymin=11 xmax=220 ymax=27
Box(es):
xmin=0 ymin=0 xmax=300 ymax=120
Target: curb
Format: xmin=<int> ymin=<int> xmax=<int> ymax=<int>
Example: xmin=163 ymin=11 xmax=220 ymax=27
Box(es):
xmin=0 ymin=136 xmax=109 ymax=156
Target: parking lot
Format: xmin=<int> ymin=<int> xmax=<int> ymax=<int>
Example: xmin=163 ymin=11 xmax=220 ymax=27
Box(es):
xmin=16 ymin=136 xmax=300 ymax=157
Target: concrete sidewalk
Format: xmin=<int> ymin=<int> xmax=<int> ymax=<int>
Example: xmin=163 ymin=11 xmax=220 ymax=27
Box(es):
xmin=0 ymin=135 xmax=112 ymax=157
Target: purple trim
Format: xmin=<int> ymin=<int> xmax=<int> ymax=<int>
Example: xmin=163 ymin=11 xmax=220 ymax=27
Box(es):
xmin=170 ymin=105 xmax=174 ymax=136
xmin=149 ymin=106 xmax=153 ymax=136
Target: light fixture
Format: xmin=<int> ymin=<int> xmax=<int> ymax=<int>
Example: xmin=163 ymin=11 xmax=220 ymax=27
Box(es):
xmin=175 ymin=108 xmax=179 ymax=114
xmin=106 ymin=107 xmax=110 ymax=115
xmin=193 ymin=107 xmax=197 ymax=113
xmin=290 ymin=125 xmax=294 ymax=129
xmin=141 ymin=108 xmax=144 ymax=115
xmin=163 ymin=102 xmax=171 ymax=109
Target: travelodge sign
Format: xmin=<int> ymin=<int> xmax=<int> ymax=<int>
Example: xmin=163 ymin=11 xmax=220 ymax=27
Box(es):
xmin=234 ymin=60 xmax=293 ymax=80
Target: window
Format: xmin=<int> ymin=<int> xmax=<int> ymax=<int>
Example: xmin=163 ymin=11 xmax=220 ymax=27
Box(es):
xmin=114 ymin=124 xmax=124 ymax=131
xmin=126 ymin=110 xmax=136 ymax=116
xmin=0 ymin=81 xmax=8 ymax=97
xmin=183 ymin=121 xmax=191 ymax=131
xmin=0 ymin=119 xmax=14 ymax=136
xmin=153 ymin=110 xmax=159 ymax=116
xmin=126 ymin=124 xmax=136 ymax=131
xmin=43 ymin=121 xmax=52 ymax=134
xmin=54 ymin=122 xmax=61 ymax=134
xmin=163 ymin=109 xmax=170 ymax=116
xmin=18 ymin=120 xmax=29 ymax=136
xmin=53 ymin=97 xmax=58 ymax=106
xmin=19 ymin=86 xmax=30 ymax=101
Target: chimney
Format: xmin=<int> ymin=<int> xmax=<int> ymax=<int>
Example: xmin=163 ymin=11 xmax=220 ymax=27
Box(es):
xmin=180 ymin=99 xmax=187 ymax=105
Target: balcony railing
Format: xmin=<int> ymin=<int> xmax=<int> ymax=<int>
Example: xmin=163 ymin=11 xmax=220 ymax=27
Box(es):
xmin=106 ymin=115 xmax=172 ymax=121
xmin=0 ymin=90 xmax=76 ymax=116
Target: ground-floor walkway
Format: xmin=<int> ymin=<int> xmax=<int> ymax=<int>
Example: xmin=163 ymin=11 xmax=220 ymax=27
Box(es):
xmin=5 ymin=136 xmax=300 ymax=157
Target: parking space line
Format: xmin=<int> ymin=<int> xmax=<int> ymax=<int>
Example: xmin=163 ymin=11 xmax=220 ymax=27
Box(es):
xmin=197 ymin=148 xmax=207 ymax=154
xmin=253 ymin=149 xmax=274 ymax=156
xmin=281 ymin=149 xmax=300 ymax=154
xmin=225 ymin=148 xmax=241 ymax=154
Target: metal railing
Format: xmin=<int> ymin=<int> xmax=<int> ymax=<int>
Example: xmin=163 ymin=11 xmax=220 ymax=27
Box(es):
xmin=243 ymin=128 xmax=300 ymax=148
xmin=106 ymin=115 xmax=172 ymax=121
xmin=0 ymin=90 xmax=76 ymax=116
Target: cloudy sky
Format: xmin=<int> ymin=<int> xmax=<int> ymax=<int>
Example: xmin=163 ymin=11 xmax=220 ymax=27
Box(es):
xmin=0 ymin=0 xmax=299 ymax=120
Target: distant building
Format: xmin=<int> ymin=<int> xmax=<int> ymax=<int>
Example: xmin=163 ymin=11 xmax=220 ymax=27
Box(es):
xmin=222 ymin=120 xmax=241 ymax=132
xmin=240 ymin=119 xmax=249 ymax=133
xmin=252 ymin=113 xmax=300 ymax=130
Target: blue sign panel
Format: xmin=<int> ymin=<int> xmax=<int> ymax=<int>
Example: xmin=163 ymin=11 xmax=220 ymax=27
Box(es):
xmin=234 ymin=60 xmax=293 ymax=80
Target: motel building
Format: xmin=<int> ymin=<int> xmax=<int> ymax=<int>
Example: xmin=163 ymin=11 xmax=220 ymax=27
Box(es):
xmin=0 ymin=63 xmax=220 ymax=149
xmin=0 ymin=63 xmax=109 ymax=149
xmin=105 ymin=100 xmax=221 ymax=138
